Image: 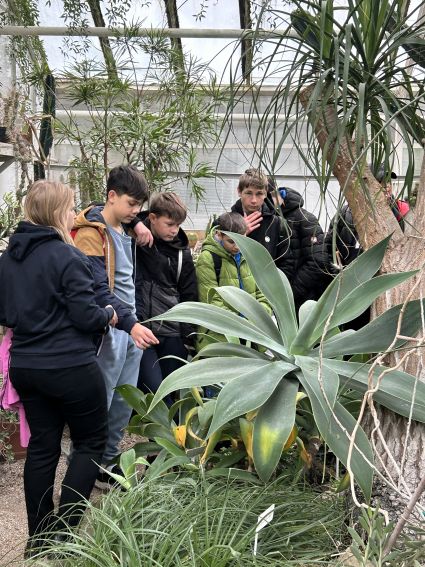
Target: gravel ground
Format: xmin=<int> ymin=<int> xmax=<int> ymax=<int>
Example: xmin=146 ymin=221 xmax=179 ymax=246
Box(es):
xmin=0 ymin=457 xmax=34 ymax=566
xmin=0 ymin=454 xmax=72 ymax=566
xmin=0 ymin=434 xmax=139 ymax=566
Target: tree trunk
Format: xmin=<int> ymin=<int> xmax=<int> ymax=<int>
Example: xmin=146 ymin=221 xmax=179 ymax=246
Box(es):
xmin=299 ymin=84 xmax=425 ymax=496
xmin=164 ymin=0 xmax=185 ymax=74
xmin=238 ymin=0 xmax=253 ymax=84
xmin=86 ymin=0 xmax=118 ymax=80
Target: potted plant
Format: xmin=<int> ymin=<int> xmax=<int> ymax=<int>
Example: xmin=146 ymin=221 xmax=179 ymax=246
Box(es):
xmin=186 ymin=231 xmax=198 ymax=249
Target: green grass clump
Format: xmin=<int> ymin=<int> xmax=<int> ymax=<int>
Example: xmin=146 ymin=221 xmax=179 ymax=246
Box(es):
xmin=25 ymin=474 xmax=348 ymax=566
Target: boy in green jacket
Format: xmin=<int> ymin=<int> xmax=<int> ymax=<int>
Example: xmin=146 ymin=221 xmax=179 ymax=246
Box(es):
xmin=195 ymin=212 xmax=271 ymax=352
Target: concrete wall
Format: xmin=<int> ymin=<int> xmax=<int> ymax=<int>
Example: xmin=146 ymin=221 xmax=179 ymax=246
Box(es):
xmin=0 ymin=72 xmax=416 ymax=233
xmin=46 ymin=85 xmax=343 ymax=232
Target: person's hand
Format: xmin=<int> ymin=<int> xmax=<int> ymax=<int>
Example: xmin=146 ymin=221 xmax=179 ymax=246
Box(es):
xmin=244 ymin=210 xmax=263 ymax=235
xmin=105 ymin=305 xmax=118 ymax=327
xmin=134 ymin=222 xmax=154 ymax=247
xmin=130 ymin=323 xmax=159 ymax=350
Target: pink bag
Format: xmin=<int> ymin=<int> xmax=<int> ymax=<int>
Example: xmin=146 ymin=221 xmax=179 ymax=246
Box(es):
xmin=0 ymin=328 xmax=30 ymax=447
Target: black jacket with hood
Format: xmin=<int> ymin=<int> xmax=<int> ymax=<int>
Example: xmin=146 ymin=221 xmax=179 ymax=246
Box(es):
xmin=134 ymin=213 xmax=198 ymax=340
xmin=230 ymin=199 xmax=295 ymax=280
xmin=0 ymin=221 xmax=113 ymax=369
xmin=279 ymin=188 xmax=331 ymax=307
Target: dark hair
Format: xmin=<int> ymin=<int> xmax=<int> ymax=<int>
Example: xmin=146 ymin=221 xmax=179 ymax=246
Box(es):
xmin=216 ymin=212 xmax=247 ymax=234
xmin=149 ymin=192 xmax=187 ymax=224
xmin=237 ymin=168 xmax=268 ymax=193
xmin=106 ymin=165 xmax=148 ymax=202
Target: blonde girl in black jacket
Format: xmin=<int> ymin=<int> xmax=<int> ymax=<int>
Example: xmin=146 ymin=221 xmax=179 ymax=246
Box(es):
xmin=0 ymin=180 xmax=116 ymax=556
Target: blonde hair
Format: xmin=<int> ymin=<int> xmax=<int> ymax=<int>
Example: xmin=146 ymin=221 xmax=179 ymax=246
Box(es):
xmin=237 ymin=168 xmax=268 ymax=193
xmin=24 ymin=180 xmax=75 ymax=245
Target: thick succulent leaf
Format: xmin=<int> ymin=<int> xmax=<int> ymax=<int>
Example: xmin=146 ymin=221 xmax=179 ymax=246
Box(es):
xmin=330 ymin=401 xmax=374 ymax=502
xmin=193 ymin=342 xmax=272 ymax=360
xmin=323 ymin=359 xmax=425 ymax=423
xmin=299 ymin=300 xmax=317 ymax=327
xmin=150 ymin=357 xmax=296 ymax=411
xmin=291 ymin=236 xmax=391 ymax=353
xmin=295 ymin=364 xmax=373 ymax=501
xmin=148 ymin=302 xmax=289 ymax=358
xmin=320 ymin=271 xmax=417 ymax=334
xmin=214 ymin=286 xmax=282 ymax=343
xmin=208 ymin=361 xmax=296 ymax=436
xmin=295 ymin=355 xmax=339 ymax=409
xmin=239 ymin=418 xmax=254 ymax=460
xmin=313 ymin=236 xmax=394 ymax=332
xmin=320 ymin=299 xmax=425 ymax=357
xmin=253 ymin=377 xmax=299 ymax=482
xmin=223 ymin=231 xmax=298 ymax=348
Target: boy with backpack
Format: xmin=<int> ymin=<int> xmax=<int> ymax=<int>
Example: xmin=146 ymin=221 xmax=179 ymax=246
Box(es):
xmin=73 ymin=165 xmax=159 ymax=488
xmin=134 ymin=192 xmax=198 ymax=399
xmin=195 ymin=212 xmax=271 ymax=352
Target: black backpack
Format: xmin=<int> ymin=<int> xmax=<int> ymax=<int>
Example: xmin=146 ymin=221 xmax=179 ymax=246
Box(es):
xmin=209 ymin=251 xmax=222 ymax=283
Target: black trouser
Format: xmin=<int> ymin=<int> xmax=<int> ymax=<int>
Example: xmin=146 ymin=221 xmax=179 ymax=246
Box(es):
xmin=10 ymin=362 xmax=108 ymax=537
xmin=137 ymin=336 xmax=188 ymax=404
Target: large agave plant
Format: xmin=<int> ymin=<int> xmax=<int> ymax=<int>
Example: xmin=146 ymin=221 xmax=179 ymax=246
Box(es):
xmin=148 ymin=234 xmax=425 ymax=500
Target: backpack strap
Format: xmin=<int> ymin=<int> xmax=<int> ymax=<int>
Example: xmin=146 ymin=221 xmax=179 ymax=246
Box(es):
xmin=209 ymin=251 xmax=222 ymax=283
xmin=176 ymin=249 xmax=183 ymax=283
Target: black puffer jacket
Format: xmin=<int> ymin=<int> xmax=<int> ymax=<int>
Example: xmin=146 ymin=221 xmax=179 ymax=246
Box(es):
xmin=134 ymin=213 xmax=198 ymax=340
xmin=279 ymin=189 xmax=331 ymax=307
xmin=231 ymin=199 xmax=295 ymax=280
xmin=325 ymin=205 xmax=361 ymax=268
xmin=326 ymin=198 xmax=409 ymax=268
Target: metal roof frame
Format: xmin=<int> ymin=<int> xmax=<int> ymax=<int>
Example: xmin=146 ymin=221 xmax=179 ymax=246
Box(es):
xmin=0 ymin=26 xmax=297 ymax=39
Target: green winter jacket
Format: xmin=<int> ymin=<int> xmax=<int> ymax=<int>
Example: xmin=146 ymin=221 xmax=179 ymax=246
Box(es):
xmin=195 ymin=231 xmax=272 ymax=352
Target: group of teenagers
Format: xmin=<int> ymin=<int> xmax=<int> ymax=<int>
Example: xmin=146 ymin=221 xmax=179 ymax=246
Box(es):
xmin=0 ymin=164 xmax=408 ymax=556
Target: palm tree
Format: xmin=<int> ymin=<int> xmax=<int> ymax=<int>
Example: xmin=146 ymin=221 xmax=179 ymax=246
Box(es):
xmin=224 ymin=0 xmax=425 ymax=494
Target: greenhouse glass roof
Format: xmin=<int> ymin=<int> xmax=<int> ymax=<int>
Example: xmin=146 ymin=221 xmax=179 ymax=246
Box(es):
xmin=25 ymin=0 xmax=298 ymax=84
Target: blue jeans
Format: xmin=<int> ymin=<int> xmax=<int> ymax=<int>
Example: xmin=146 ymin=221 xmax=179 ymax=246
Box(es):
xmin=137 ymin=336 xmax=188 ymax=406
xmin=96 ymin=327 xmax=142 ymax=463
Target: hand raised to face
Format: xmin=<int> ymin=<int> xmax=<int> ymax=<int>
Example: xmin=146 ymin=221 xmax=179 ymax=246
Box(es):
xmin=243 ymin=210 xmax=263 ymax=235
